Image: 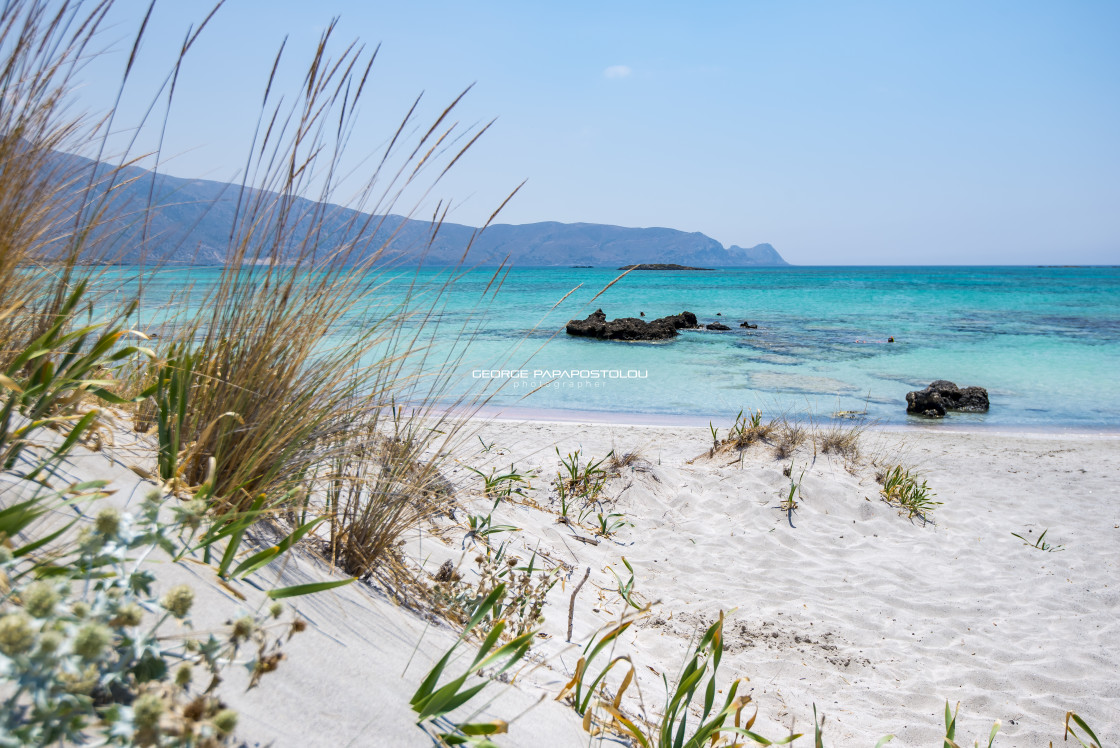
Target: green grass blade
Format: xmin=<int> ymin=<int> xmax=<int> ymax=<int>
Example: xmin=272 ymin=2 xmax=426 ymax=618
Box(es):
xmin=266 ymin=578 xmax=355 ymax=599
xmin=411 ymin=648 xmax=456 ymax=707
xmin=12 ymin=518 xmax=78 ymax=558
xmin=459 ymin=721 xmax=507 ymax=736
xmin=232 ymin=516 xmax=325 ymax=578
xmin=0 ymin=497 xmax=48 ymax=537
xmin=467 ymin=620 xmax=506 ymax=670
xmin=465 ymin=583 xmax=507 ymax=634
xmin=416 ymin=678 xmax=487 ymax=722
xmin=1067 ymin=712 xmax=1102 ymax=747
xmin=985 ymin=720 xmax=1001 ymax=748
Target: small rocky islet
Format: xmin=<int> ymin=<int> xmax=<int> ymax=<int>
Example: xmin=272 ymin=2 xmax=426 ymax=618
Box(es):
xmin=564 ymin=309 xmax=762 ymax=340
xmin=565 ymin=309 xmax=699 ymax=341
xmin=617 ymin=263 xmax=715 ymax=271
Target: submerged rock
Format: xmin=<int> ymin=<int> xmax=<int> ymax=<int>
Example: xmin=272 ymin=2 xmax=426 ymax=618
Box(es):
xmin=906 ymin=380 xmax=990 ymax=417
xmin=565 ymin=309 xmax=698 ymax=341
xmin=706 ymin=322 xmax=731 ymax=331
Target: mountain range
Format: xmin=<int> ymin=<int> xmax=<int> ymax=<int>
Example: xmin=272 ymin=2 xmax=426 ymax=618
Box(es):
xmin=47 ymin=151 xmax=787 ymax=267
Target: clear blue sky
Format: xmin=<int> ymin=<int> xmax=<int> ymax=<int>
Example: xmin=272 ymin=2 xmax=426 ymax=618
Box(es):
xmin=75 ymin=1 xmax=1120 ymax=264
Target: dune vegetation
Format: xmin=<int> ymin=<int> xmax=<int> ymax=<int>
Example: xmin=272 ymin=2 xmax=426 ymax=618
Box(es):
xmin=0 ymin=2 xmax=1107 ymax=747
xmin=0 ymin=0 xmax=505 ymax=743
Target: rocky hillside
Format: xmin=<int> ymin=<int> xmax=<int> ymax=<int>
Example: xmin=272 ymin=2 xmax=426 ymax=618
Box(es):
xmin=45 ymin=151 xmax=787 ymax=267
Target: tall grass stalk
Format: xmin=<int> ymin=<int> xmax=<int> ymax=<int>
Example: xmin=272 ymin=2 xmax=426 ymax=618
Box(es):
xmin=135 ymin=22 xmax=516 ymax=537
xmin=0 ymin=0 xmax=520 ymax=598
xmin=0 ymin=0 xmax=189 ymax=480
xmin=0 ymin=0 xmax=133 ymax=363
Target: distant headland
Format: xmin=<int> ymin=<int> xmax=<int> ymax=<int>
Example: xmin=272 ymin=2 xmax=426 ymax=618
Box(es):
xmin=42 ymin=150 xmax=790 ymax=268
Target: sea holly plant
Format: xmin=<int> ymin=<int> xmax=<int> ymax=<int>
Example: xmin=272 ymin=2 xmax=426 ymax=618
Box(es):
xmin=430 ymin=544 xmax=559 ymax=637
xmin=0 ymin=485 xmax=319 ymax=747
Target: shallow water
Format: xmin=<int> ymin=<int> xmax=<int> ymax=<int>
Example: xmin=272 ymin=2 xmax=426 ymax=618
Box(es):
xmin=120 ymin=265 xmax=1120 ymax=430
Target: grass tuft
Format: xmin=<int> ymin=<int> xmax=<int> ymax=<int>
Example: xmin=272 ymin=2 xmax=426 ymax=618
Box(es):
xmin=815 ymin=418 xmax=868 ymax=461
xmin=772 ymin=416 xmax=807 ymax=460
xmin=879 ymin=464 xmax=940 ymax=521
xmin=714 ymin=409 xmax=775 ymax=454
xmin=608 ymin=450 xmax=644 ymax=471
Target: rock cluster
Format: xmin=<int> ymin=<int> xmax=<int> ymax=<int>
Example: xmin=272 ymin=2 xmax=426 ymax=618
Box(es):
xmin=906 ymin=380 xmax=990 ymax=417
xmin=565 ymin=309 xmax=698 ymax=341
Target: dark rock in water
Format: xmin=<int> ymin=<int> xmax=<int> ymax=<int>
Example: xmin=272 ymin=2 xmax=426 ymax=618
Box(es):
xmin=907 ymin=389 xmax=948 ymax=417
xmin=660 ymin=311 xmax=700 ymax=330
xmin=739 ymin=321 xmax=758 ymax=329
xmin=566 ymin=309 xmax=698 ymax=341
xmin=954 ymin=386 xmax=990 ymax=411
xmin=706 ymin=322 xmax=731 ymax=331
xmin=906 ymin=380 xmax=990 ymax=418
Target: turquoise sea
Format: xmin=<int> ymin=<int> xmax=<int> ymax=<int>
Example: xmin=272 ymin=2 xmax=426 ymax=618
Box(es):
xmin=128 ymin=266 xmax=1120 ymax=431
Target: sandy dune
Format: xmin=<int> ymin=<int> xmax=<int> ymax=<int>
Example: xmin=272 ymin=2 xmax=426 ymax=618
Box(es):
xmin=415 ymin=419 xmax=1120 ymax=746
xmin=14 ymin=419 xmax=1118 ymax=746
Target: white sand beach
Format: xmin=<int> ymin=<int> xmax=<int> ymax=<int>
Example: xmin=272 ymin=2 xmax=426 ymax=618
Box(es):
xmin=5 ymin=3 xmax=1119 ymax=745
xmin=43 ymin=417 xmax=1120 ymax=747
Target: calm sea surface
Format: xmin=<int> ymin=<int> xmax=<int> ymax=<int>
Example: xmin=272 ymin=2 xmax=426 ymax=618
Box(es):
xmin=124 ymin=266 xmax=1120 ymax=431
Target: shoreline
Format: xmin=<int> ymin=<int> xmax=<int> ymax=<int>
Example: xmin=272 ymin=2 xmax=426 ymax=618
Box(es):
xmin=462 ymin=402 xmax=1120 ymax=438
